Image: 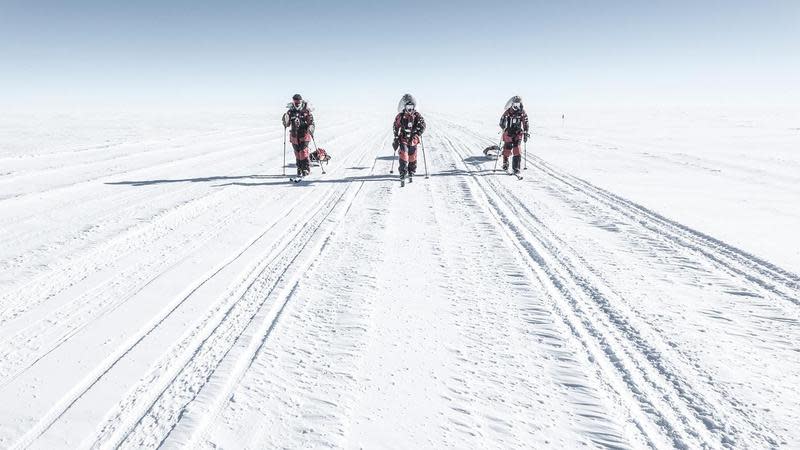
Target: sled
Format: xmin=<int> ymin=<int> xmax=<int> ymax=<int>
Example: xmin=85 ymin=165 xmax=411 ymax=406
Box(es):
xmin=483 ymin=145 xmax=501 ymax=159
xmin=310 ymin=148 xmax=331 ymax=166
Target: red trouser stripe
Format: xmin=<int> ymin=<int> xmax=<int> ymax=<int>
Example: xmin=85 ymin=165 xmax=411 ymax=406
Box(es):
xmin=399 ymin=145 xmax=417 ymax=162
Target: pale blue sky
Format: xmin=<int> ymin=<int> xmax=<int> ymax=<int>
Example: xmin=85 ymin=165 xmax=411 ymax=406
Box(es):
xmin=1 ymin=0 xmax=798 ymax=111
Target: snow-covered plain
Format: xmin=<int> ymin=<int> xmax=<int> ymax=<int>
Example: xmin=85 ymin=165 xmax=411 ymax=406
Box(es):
xmin=0 ymin=109 xmax=798 ymax=449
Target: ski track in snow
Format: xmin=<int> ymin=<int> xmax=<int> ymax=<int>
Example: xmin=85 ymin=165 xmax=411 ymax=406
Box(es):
xmin=436 ymin=119 xmax=799 ymax=448
xmin=0 ymin=113 xmax=798 ymax=449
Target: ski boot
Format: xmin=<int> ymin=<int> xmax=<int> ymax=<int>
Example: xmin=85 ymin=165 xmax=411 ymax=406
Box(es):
xmin=502 ymin=157 xmax=509 ymax=171
xmin=512 ymin=155 xmax=523 ymax=179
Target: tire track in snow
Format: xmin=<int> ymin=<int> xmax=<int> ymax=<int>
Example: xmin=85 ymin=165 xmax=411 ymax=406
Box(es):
xmin=0 ymin=140 xmax=283 ymax=320
xmin=3 ymin=166 xmax=342 ymax=447
xmin=502 ymin=161 xmax=798 ymax=445
xmin=0 ymin=118 xmax=357 ymax=204
xmin=0 ymin=120 xmax=371 ymax=327
xmin=455 ymin=121 xmax=800 ymax=312
xmin=433 ymin=124 xmax=713 ymax=448
xmin=439 ymin=119 xmax=795 ymax=447
xmin=0 ymin=120 xmax=267 ymax=164
xmin=0 ymin=126 xmax=265 ymax=175
xmin=423 ymin=143 xmax=639 ymax=449
xmin=196 ymin=160 xmax=391 ymax=450
xmin=513 ymin=182 xmax=798 ymax=446
xmin=0 ymin=128 xmax=286 ymax=299
xmin=0 ymin=133 xmax=280 ymax=270
xmin=0 ymin=119 xmax=361 ymax=261
xmin=0 ymin=184 xmax=291 ymax=387
xmin=529 ymin=151 xmax=800 ymax=306
xmin=0 ymin=154 xmax=288 ymax=336
xmin=0 ymin=128 xmax=277 ymax=203
xmin=455 ymin=121 xmax=800 ymax=305
xmin=74 ymin=130 xmax=390 ymax=449
xmin=2 ymin=128 xmax=382 ymax=448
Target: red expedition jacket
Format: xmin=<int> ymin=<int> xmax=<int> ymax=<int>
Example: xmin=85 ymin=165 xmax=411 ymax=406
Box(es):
xmin=393 ymin=111 xmax=426 ymax=146
xmin=284 ymin=105 xmax=314 ymax=144
xmin=499 ymin=107 xmax=529 ymax=141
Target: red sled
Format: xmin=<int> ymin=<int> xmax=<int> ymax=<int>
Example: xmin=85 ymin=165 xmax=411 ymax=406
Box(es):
xmin=310 ymin=148 xmax=331 ymax=165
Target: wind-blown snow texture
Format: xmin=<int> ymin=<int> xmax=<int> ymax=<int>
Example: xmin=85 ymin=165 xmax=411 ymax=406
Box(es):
xmin=0 ymin=109 xmax=798 ymax=449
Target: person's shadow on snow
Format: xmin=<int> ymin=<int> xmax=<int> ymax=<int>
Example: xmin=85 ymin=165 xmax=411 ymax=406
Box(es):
xmin=105 ymin=174 xmax=286 ymax=187
xmin=106 ymin=169 xmax=496 ymax=187
xmin=105 ymin=152 xmax=502 ymax=188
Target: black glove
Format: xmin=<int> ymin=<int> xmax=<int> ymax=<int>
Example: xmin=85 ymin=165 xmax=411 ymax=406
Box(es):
xmin=392 ymin=136 xmax=399 ymax=151
xmin=282 ymin=113 xmax=290 ymax=128
xmin=524 ymin=132 xmax=530 ymax=142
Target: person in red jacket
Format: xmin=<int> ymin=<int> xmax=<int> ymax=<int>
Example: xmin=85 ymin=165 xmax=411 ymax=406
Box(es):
xmin=392 ymin=94 xmax=426 ymax=183
xmin=499 ymin=95 xmax=530 ymax=174
xmin=282 ymin=94 xmax=315 ymax=177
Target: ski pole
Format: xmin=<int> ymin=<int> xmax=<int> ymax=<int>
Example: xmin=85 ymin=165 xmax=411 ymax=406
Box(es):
xmin=420 ymin=136 xmax=429 ymax=179
xmin=389 ymin=144 xmax=397 ymax=174
xmin=493 ymin=141 xmax=502 ymax=172
xmin=282 ymin=127 xmax=287 ymax=176
xmin=524 ymin=135 xmax=528 ymax=170
xmin=311 ymin=136 xmax=326 ymax=174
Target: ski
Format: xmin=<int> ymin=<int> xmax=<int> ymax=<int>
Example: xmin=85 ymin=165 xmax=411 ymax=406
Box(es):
xmin=289 ymin=174 xmax=311 ymax=183
xmin=513 ymin=173 xmax=523 ymax=180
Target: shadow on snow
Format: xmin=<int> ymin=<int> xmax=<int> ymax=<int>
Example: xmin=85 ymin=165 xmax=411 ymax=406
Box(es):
xmin=105 ymin=153 xmax=504 ymax=188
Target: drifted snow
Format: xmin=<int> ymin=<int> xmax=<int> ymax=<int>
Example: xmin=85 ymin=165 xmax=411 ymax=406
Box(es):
xmin=0 ymin=109 xmax=798 ymax=449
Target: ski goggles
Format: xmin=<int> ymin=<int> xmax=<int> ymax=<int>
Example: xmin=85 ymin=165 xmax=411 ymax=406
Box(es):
xmin=512 ymin=102 xmax=521 ymax=109
xmin=404 ymin=104 xmax=415 ymax=111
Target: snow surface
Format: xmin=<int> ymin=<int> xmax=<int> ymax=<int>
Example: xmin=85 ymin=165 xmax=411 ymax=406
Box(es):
xmin=0 ymin=109 xmax=798 ymax=449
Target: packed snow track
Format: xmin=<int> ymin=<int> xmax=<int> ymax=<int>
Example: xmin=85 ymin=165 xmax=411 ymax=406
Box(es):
xmin=1 ymin=113 xmax=798 ymax=449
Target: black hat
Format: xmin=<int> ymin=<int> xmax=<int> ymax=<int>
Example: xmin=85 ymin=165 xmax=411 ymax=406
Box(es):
xmin=292 ymin=94 xmax=302 ymax=101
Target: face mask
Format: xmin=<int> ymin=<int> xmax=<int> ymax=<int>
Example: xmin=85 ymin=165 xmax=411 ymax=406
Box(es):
xmin=405 ymin=104 xmax=415 ymax=112
xmin=512 ymin=102 xmax=521 ymax=110
xmin=293 ymin=101 xmax=303 ymax=110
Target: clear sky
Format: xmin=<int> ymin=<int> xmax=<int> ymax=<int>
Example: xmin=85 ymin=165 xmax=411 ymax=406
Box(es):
xmin=1 ymin=0 xmax=798 ymax=111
